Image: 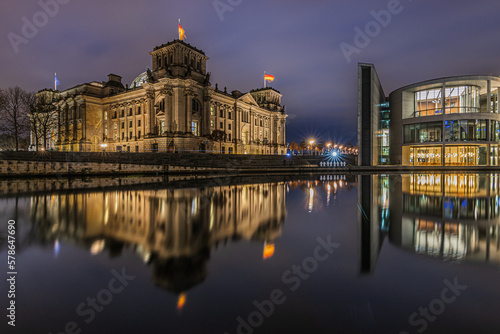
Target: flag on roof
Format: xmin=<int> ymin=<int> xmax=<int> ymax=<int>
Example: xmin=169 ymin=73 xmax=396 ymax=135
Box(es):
xmin=178 ymin=19 xmax=186 ymax=40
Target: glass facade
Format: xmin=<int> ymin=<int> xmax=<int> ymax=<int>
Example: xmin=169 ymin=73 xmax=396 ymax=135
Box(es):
xmin=404 ymin=122 xmax=442 ymax=143
xmin=408 ymin=145 xmax=488 ymax=166
xmin=491 ymin=90 xmax=499 ymax=113
xmin=444 ymin=86 xmax=480 ymax=114
xmin=444 ymin=120 xmax=487 ymax=142
xmin=378 ymin=104 xmax=390 ymax=165
xmin=414 ymin=89 xmax=442 ymax=117
xmin=490 ymin=121 xmax=500 ymax=141
xmin=409 ymin=146 xmax=442 ymax=166
xmin=444 ymin=145 xmax=487 ymax=166
xmin=414 ymin=86 xmax=480 ymax=117
xmin=491 ymin=145 xmax=499 ymax=166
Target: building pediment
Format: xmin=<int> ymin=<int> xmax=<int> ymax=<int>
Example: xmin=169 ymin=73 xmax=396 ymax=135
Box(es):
xmin=237 ymin=93 xmax=260 ymax=107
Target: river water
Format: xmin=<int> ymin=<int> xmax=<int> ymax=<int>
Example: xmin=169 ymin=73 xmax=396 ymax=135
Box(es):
xmin=0 ymin=173 xmax=499 ymax=334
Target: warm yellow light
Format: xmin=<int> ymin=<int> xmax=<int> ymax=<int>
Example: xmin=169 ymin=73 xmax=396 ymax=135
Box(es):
xmin=177 ymin=293 xmax=186 ymax=310
xmin=90 ymin=239 xmax=105 ymax=255
xmin=263 ymin=243 xmax=275 ymax=259
xmin=326 ymin=143 xmax=332 ymax=148
xmin=309 ymin=140 xmax=314 ymax=145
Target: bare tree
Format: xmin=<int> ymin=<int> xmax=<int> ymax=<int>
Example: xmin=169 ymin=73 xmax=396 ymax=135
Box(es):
xmin=0 ymin=86 xmax=30 ymax=151
xmin=24 ymin=92 xmax=57 ymax=151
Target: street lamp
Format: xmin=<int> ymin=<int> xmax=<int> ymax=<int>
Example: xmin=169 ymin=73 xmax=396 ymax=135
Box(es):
xmin=309 ymin=140 xmax=315 ymax=155
xmin=100 ymin=143 xmax=108 ymax=151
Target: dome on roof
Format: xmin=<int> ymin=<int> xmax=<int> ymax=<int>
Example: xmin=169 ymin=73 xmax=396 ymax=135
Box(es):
xmin=131 ymin=72 xmax=147 ymax=88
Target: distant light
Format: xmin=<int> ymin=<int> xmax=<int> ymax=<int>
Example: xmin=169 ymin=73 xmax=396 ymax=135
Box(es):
xmin=263 ymin=243 xmax=275 ymax=259
xmin=286 ymin=153 xmax=291 ymax=157
xmin=332 ymin=151 xmax=338 ymax=157
xmin=90 ymin=239 xmax=105 ymax=255
xmin=54 ymin=240 xmax=60 ymax=257
xmin=177 ymin=293 xmax=186 ymax=310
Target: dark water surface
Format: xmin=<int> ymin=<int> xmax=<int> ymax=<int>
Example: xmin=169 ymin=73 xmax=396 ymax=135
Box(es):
xmin=1 ymin=174 xmax=499 ymax=334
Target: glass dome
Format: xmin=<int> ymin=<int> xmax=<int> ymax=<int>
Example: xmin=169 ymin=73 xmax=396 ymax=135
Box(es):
xmin=130 ymin=72 xmax=147 ymax=88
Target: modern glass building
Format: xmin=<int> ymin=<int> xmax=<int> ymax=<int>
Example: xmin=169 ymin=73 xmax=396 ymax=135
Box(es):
xmin=358 ymin=63 xmax=500 ymax=166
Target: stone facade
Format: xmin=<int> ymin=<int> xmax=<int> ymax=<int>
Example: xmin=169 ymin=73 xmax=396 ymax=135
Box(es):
xmin=36 ymin=40 xmax=287 ymax=154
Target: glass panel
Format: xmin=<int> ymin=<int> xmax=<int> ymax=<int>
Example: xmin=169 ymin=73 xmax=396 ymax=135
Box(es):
xmin=491 ymin=121 xmax=500 ymax=142
xmin=414 ymin=89 xmax=442 ymax=117
xmin=411 ymin=146 xmax=442 ymax=166
xmin=444 ymin=145 xmax=488 ymax=166
xmin=444 ymin=86 xmax=480 ymax=114
xmin=491 ymin=145 xmax=498 ymax=166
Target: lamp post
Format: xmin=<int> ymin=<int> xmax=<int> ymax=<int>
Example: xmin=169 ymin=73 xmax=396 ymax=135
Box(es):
xmin=309 ymin=140 xmax=314 ymax=155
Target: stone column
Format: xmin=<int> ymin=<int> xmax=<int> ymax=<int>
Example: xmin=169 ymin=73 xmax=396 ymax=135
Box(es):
xmin=56 ymin=105 xmax=62 ymax=150
xmin=184 ymin=89 xmax=193 ymax=134
xmin=71 ymin=103 xmax=77 ymax=152
xmin=487 ymin=80 xmax=491 ymax=113
xmin=146 ymin=91 xmax=155 ymax=136
xmin=203 ymin=96 xmax=212 ymax=136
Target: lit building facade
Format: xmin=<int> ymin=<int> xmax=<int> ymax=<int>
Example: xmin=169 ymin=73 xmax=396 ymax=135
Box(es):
xmin=358 ymin=63 xmax=500 ymax=166
xmin=36 ymin=39 xmax=287 ymax=154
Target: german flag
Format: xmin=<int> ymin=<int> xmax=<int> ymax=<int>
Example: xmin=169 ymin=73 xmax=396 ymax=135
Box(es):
xmin=178 ymin=20 xmax=186 ymax=40
xmin=264 ymin=73 xmax=275 ymax=82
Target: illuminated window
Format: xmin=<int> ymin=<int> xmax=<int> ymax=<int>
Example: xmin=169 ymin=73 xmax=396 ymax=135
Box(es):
xmin=192 ymin=121 xmax=199 ymax=136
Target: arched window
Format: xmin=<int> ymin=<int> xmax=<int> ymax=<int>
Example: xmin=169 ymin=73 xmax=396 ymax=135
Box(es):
xmin=192 ymin=99 xmax=201 ymax=112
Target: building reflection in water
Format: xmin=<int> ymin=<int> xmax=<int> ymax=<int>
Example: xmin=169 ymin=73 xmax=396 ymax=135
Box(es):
xmin=359 ymin=173 xmax=500 ymax=273
xmin=29 ymin=182 xmax=287 ymax=305
xmin=288 ymin=175 xmax=352 ymax=213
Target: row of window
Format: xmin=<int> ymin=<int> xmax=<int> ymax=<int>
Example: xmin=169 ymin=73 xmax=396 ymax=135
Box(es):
xmin=113 ymin=131 xmax=142 ymax=141
xmin=209 ymin=106 xmax=269 ymax=125
xmin=107 ymin=107 xmax=143 ymax=120
xmin=403 ymin=120 xmax=499 ymax=143
xmin=112 ymin=120 xmax=142 ymax=130
xmin=155 ymin=53 xmax=202 ymax=71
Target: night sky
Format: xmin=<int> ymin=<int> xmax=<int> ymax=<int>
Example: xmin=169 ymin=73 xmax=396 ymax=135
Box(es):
xmin=1 ymin=0 xmax=500 ymax=144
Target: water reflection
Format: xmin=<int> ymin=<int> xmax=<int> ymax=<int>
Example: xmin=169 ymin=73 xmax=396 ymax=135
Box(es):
xmin=30 ymin=183 xmax=287 ymax=296
xmin=359 ymin=173 xmax=500 ymax=273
